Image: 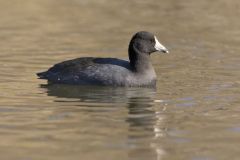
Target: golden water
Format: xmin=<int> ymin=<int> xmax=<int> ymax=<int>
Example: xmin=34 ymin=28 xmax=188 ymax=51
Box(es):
xmin=0 ymin=0 xmax=240 ymax=160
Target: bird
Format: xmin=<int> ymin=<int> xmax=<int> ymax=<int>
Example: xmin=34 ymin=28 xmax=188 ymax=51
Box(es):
xmin=37 ymin=31 xmax=169 ymax=87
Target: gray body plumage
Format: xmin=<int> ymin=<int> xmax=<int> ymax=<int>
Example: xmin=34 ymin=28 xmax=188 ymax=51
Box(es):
xmin=37 ymin=57 xmax=157 ymax=87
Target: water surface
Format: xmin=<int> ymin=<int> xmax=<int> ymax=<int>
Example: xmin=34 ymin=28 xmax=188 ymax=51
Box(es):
xmin=0 ymin=0 xmax=240 ymax=160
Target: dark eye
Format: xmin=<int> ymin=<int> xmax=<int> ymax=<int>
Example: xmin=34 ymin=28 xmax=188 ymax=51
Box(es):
xmin=150 ymin=39 xmax=155 ymax=43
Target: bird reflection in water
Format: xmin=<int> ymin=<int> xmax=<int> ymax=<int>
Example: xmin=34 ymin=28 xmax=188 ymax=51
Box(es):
xmin=40 ymin=83 xmax=167 ymax=160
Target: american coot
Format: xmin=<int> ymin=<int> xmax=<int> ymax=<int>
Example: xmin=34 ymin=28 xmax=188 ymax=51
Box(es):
xmin=37 ymin=31 xmax=169 ymax=87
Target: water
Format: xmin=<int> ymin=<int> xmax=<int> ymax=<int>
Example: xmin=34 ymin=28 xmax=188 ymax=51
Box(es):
xmin=0 ymin=0 xmax=240 ymax=160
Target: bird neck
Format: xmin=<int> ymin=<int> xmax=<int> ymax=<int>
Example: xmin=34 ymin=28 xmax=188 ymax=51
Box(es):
xmin=128 ymin=45 xmax=153 ymax=73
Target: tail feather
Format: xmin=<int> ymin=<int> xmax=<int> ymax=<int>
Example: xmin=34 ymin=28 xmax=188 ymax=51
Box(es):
xmin=36 ymin=71 xmax=48 ymax=79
